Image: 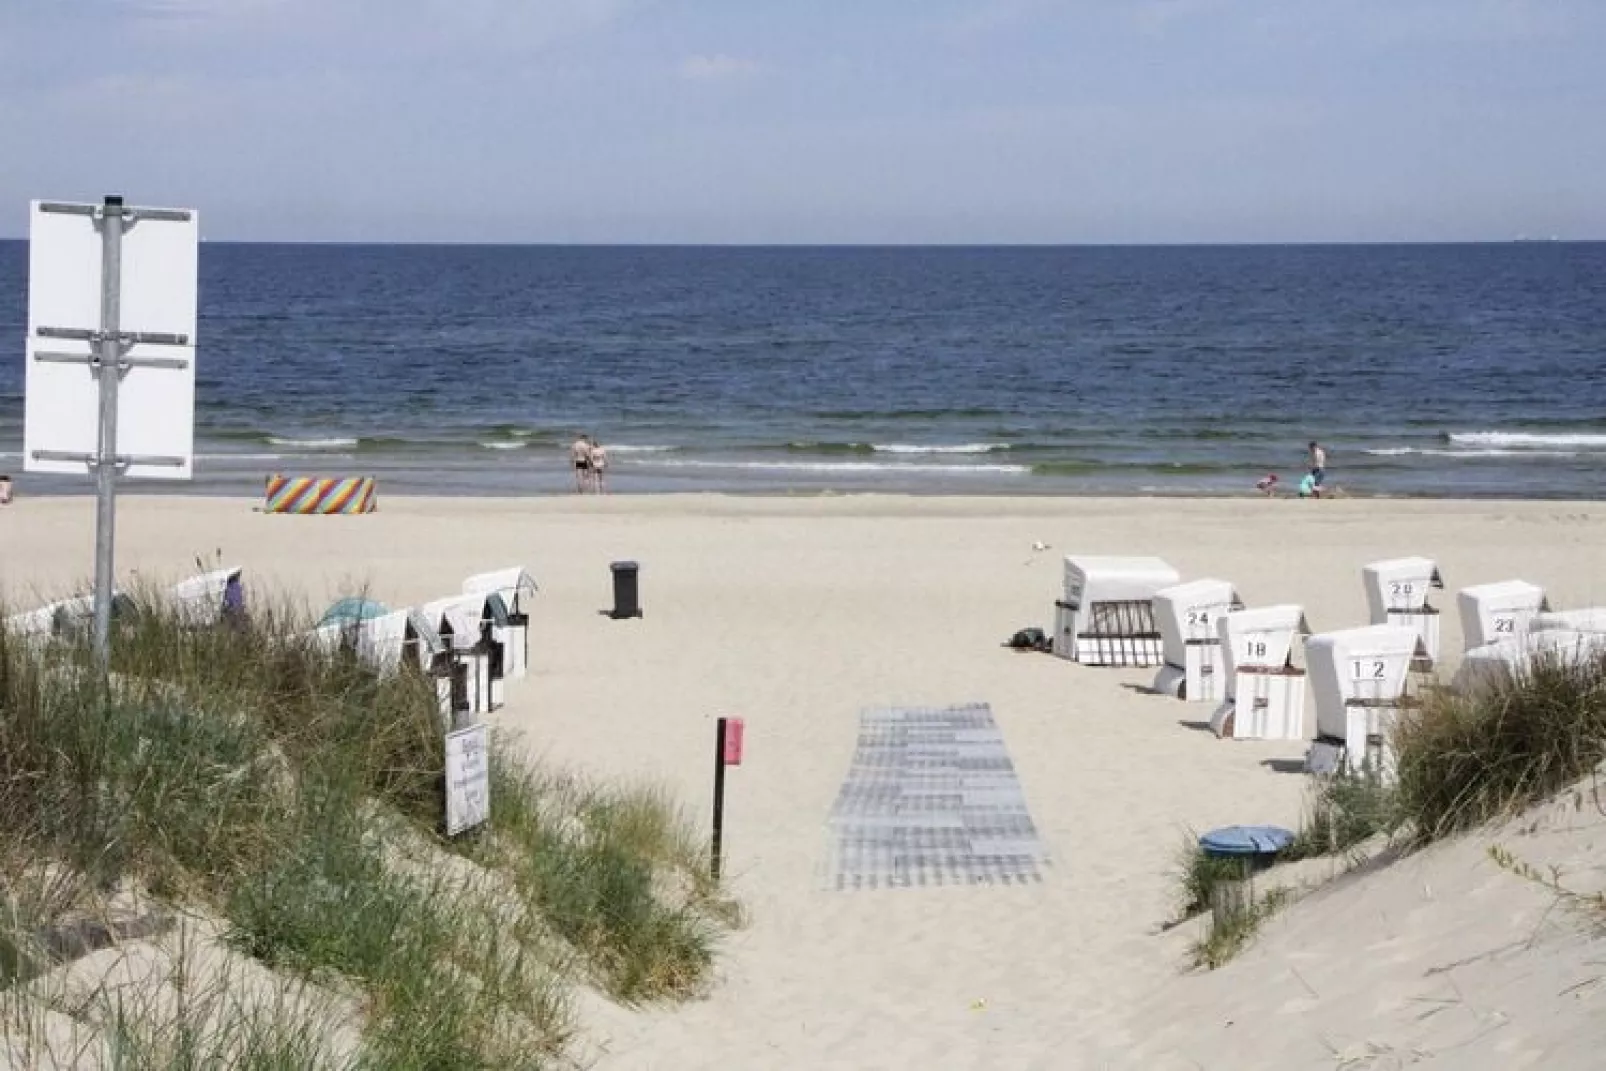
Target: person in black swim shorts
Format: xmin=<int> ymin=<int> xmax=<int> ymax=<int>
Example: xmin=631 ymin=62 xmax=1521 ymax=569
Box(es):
xmin=570 ymin=434 xmax=593 ymax=493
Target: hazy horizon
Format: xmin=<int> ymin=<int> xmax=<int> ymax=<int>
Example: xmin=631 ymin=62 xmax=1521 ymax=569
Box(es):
xmin=3 ymin=236 xmax=1600 ymax=249
xmin=3 ymin=2 xmax=1603 ymax=245
xmin=5 ymin=235 xmax=1604 ymax=250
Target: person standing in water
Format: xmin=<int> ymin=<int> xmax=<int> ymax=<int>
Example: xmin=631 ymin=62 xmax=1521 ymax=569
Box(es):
xmin=1308 ymin=440 xmax=1327 ymax=489
xmin=570 ymin=434 xmax=592 ymax=493
xmin=589 ymin=440 xmax=609 ymax=494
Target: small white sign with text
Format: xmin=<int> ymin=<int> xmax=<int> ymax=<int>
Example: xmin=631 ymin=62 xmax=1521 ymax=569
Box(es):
xmin=445 ymin=723 xmax=490 ymax=836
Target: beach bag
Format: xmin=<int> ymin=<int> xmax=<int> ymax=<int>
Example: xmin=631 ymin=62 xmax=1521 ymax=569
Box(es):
xmin=1007 ymin=627 xmax=1050 ymax=652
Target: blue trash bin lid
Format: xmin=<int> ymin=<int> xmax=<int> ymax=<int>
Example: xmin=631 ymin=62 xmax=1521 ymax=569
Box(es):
xmin=1199 ymin=824 xmax=1295 ymax=858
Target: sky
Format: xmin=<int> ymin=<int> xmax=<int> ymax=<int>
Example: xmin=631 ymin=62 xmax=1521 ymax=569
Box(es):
xmin=0 ymin=0 xmax=1602 ymax=243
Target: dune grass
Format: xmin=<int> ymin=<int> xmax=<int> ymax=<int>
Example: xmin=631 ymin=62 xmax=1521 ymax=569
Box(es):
xmin=35 ymin=920 xmax=361 ymax=1071
xmin=1 ymin=581 xmax=741 ymax=1066
xmin=1175 ymin=770 xmax=1403 ymax=970
xmin=1487 ymin=843 xmax=1606 ymax=928
xmin=1175 ymin=642 xmax=1606 ymax=971
xmin=1283 ymin=768 xmax=1404 ymax=861
xmin=1170 ymin=838 xmax=1248 ymax=925
xmin=466 ymin=755 xmax=743 ymax=1005
xmin=1394 ymin=645 xmax=1606 ymax=842
xmin=1187 ymin=885 xmax=1294 ymax=971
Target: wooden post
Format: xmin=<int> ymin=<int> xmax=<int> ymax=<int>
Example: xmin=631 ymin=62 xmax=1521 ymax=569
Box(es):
xmin=1210 ymin=874 xmax=1252 ymax=929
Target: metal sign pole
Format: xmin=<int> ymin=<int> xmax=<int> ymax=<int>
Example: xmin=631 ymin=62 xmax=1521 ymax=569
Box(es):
xmin=24 ymin=196 xmax=198 ymax=651
xmin=91 ymin=195 xmax=126 ymax=664
xmin=711 ymin=717 xmax=728 ymax=881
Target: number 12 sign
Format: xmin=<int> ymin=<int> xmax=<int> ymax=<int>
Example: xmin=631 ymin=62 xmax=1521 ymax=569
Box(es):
xmin=1350 ymin=659 xmax=1388 ymax=681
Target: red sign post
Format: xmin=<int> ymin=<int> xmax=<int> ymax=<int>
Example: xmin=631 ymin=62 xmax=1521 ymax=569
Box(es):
xmin=711 ymin=717 xmax=744 ymax=881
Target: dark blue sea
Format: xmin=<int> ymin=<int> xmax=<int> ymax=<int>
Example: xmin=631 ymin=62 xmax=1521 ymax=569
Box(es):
xmin=2 ymin=242 xmax=1604 ymax=499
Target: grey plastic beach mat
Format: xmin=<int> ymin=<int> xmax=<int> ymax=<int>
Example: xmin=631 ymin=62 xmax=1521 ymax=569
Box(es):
xmin=822 ymin=703 xmax=1051 ymax=891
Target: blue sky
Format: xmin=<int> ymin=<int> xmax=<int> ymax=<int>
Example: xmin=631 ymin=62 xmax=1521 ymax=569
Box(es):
xmin=1 ymin=0 xmax=1602 ymax=242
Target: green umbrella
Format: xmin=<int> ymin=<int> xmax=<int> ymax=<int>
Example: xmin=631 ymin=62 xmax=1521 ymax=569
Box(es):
xmin=317 ymin=597 xmax=389 ymax=630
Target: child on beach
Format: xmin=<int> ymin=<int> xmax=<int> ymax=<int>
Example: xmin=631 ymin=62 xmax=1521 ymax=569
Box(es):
xmin=1255 ymin=473 xmax=1279 ymax=496
xmin=1298 ymin=472 xmax=1322 ymax=499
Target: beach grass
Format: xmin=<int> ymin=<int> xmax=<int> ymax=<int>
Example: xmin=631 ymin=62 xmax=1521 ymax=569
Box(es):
xmin=1187 ymin=885 xmax=1295 ymax=971
xmin=1283 ymin=768 xmax=1404 ymax=861
xmin=463 ymin=752 xmax=742 ymax=1004
xmin=1177 ymin=644 xmax=1606 ymax=971
xmin=1173 ymin=837 xmax=1299 ymax=971
xmin=26 ymin=918 xmax=361 ymax=1071
xmin=1171 ymin=837 xmax=1249 ymax=924
xmin=0 ymin=583 xmax=741 ymax=1066
xmin=1394 ymin=645 xmax=1606 ymax=842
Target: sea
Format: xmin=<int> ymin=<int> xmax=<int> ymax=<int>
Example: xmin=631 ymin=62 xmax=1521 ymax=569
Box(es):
xmin=1 ymin=242 xmax=1603 ymax=499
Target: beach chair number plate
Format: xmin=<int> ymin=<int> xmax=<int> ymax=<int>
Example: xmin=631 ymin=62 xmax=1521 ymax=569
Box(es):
xmin=1350 ymin=660 xmax=1388 ymax=680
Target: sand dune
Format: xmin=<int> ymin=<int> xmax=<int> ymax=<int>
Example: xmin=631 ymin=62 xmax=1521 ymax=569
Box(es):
xmin=1114 ymin=791 xmax=1606 ymax=1069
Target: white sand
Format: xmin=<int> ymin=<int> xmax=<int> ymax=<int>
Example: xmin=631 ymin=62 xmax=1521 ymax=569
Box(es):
xmin=1119 ymin=790 xmax=1606 ymax=1070
xmin=4 ymin=493 xmax=1605 ymax=1068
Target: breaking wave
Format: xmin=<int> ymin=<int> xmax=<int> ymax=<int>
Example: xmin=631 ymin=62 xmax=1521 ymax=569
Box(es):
xmin=1446 ymin=431 xmax=1606 ymax=450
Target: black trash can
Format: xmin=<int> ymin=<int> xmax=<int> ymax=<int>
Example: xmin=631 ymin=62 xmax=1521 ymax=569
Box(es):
xmin=610 ymin=561 xmax=642 ymax=619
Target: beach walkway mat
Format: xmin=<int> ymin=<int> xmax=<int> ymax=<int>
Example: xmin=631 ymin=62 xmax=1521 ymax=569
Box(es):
xmin=823 ymin=703 xmax=1050 ymax=891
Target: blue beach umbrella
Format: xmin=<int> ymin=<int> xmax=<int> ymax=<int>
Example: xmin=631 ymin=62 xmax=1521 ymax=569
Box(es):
xmin=317 ymin=597 xmax=389 ymax=630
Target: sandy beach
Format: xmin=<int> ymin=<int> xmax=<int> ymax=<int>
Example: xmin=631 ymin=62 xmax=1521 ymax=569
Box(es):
xmin=4 ymin=493 xmax=1605 ymax=1068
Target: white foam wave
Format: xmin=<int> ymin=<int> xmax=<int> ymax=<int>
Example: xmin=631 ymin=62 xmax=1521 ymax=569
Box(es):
xmin=196 ymin=453 xmax=287 ymax=462
xmin=605 ymin=444 xmax=676 ymax=454
xmin=266 ymin=436 xmax=359 ymax=449
xmin=1137 ymin=485 xmax=1234 ymax=494
xmin=871 ymin=442 xmax=1008 ymax=455
xmin=0 ymin=452 xmax=293 ymax=466
xmin=1366 ymin=447 xmax=1580 ymax=459
xmin=654 ymin=459 xmax=1029 ymax=476
xmin=479 ymin=441 xmax=526 ymax=451
xmin=1449 ymin=431 xmax=1606 ymax=449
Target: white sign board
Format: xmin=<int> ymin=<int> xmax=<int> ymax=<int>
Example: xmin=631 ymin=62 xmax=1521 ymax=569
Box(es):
xmin=23 ymin=200 xmax=199 ymax=480
xmin=445 ymin=723 xmax=490 ymax=836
